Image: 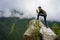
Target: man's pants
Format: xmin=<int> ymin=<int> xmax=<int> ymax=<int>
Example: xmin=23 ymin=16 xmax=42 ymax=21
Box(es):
xmin=37 ymin=13 xmax=47 ymax=26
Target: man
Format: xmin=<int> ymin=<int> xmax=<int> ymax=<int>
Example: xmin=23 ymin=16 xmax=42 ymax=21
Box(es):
xmin=36 ymin=6 xmax=47 ymax=27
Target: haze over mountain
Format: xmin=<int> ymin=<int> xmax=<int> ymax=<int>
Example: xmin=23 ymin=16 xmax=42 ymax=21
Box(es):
xmin=0 ymin=0 xmax=60 ymax=22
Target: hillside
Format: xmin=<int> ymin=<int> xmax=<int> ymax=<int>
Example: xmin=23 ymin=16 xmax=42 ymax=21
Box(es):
xmin=0 ymin=17 xmax=60 ymax=40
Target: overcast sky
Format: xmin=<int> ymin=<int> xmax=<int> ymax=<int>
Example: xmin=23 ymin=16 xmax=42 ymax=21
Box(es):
xmin=0 ymin=0 xmax=60 ymax=22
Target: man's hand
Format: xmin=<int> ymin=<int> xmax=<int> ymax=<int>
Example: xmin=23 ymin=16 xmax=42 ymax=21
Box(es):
xmin=36 ymin=9 xmax=38 ymax=13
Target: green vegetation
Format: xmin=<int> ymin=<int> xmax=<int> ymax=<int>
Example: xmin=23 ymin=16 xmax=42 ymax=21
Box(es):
xmin=52 ymin=23 xmax=60 ymax=39
xmin=0 ymin=17 xmax=60 ymax=40
xmin=9 ymin=22 xmax=16 ymax=34
xmin=0 ymin=17 xmax=32 ymax=40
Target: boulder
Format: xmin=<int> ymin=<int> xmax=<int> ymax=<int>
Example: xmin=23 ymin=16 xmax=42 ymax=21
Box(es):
xmin=24 ymin=19 xmax=57 ymax=40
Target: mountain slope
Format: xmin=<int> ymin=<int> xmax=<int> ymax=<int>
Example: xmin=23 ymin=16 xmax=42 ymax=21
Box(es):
xmin=0 ymin=17 xmax=60 ymax=40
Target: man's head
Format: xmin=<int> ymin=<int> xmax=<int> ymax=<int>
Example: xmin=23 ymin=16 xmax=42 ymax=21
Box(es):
xmin=38 ymin=6 xmax=41 ymax=10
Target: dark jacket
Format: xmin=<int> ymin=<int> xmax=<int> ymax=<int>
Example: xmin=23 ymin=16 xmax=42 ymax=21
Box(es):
xmin=39 ymin=9 xmax=47 ymax=15
xmin=36 ymin=9 xmax=47 ymax=16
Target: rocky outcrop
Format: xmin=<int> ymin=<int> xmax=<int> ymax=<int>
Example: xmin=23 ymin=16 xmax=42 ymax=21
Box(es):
xmin=24 ymin=19 xmax=57 ymax=40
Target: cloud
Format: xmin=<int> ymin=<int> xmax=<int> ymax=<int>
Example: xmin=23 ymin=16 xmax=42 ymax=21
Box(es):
xmin=0 ymin=0 xmax=60 ymax=22
xmin=3 ymin=9 xmax=12 ymax=17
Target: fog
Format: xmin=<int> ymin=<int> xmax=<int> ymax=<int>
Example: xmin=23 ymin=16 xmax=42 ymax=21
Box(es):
xmin=0 ymin=0 xmax=60 ymax=22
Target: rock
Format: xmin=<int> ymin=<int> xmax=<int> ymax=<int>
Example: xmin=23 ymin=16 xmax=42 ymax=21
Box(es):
xmin=40 ymin=26 xmax=57 ymax=40
xmin=24 ymin=19 xmax=57 ymax=40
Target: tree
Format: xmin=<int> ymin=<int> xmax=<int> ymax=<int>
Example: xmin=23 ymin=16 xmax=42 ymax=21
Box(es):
xmin=52 ymin=23 xmax=59 ymax=34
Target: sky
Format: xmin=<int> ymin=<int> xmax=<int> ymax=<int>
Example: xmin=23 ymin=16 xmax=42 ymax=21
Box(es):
xmin=0 ymin=0 xmax=60 ymax=22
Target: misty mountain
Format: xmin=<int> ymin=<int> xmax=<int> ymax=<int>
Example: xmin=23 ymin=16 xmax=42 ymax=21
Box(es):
xmin=0 ymin=9 xmax=24 ymax=17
